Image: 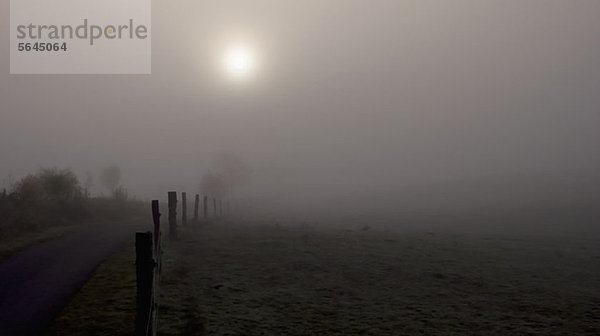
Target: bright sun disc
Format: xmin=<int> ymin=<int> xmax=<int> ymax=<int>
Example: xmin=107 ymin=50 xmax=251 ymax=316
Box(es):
xmin=223 ymin=45 xmax=255 ymax=78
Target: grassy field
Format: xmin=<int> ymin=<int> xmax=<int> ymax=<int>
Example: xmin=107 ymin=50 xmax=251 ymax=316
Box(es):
xmin=157 ymin=222 xmax=600 ymax=335
xmin=45 ymin=221 xmax=600 ymax=335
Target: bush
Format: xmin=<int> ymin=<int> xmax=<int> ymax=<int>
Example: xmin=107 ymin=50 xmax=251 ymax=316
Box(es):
xmin=13 ymin=168 xmax=82 ymax=202
xmin=1 ymin=168 xmax=87 ymax=236
xmin=38 ymin=168 xmax=82 ymax=200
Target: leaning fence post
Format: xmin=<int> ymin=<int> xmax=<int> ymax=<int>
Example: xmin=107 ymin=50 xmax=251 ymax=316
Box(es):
xmin=193 ymin=194 xmax=199 ymax=222
xmin=168 ymin=191 xmax=177 ymax=239
xmin=135 ymin=232 xmax=154 ymax=336
xmin=203 ymin=196 xmax=208 ymax=220
xmin=181 ymin=192 xmax=187 ymax=226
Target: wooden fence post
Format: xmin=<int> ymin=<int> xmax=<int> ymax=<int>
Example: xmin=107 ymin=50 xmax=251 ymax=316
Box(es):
xmin=193 ymin=194 xmax=199 ymax=222
xmin=151 ymin=200 xmax=160 ymax=251
xmin=136 ymin=232 xmax=154 ymax=336
xmin=213 ymin=198 xmax=217 ymax=218
xmin=181 ymin=192 xmax=187 ymax=226
xmin=168 ymin=191 xmax=177 ymax=239
xmin=203 ymin=196 xmax=208 ymax=220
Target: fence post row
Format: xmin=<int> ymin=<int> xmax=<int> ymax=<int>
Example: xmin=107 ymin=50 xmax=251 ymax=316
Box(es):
xmin=168 ymin=191 xmax=177 ymax=239
xmin=136 ymin=192 xmax=238 ymax=335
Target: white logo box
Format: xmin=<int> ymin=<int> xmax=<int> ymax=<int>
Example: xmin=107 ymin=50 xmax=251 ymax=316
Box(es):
xmin=10 ymin=0 xmax=151 ymax=74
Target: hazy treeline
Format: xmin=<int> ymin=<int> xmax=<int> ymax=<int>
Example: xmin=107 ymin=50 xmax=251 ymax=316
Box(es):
xmin=199 ymin=152 xmax=252 ymax=200
xmin=0 ymin=168 xmax=143 ymax=238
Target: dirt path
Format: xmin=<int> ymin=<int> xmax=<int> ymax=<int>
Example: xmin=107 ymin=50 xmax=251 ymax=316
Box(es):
xmin=0 ymin=222 xmax=143 ymax=336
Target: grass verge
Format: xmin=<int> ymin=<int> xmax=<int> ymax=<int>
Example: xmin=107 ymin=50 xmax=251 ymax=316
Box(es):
xmin=0 ymin=224 xmax=79 ymax=261
xmin=44 ymin=239 xmax=136 ymax=336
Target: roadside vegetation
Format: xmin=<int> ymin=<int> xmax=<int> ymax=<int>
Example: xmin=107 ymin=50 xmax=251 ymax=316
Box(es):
xmin=45 ymin=244 xmax=137 ymax=336
xmin=0 ymin=167 xmax=145 ymax=258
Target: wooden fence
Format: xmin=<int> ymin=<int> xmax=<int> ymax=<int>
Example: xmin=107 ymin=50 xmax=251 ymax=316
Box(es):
xmin=135 ymin=192 xmax=229 ymax=335
xmin=135 ymin=200 xmax=161 ymax=336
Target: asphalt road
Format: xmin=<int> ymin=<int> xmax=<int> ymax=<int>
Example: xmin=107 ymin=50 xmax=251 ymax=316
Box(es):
xmin=0 ymin=222 xmax=143 ymax=335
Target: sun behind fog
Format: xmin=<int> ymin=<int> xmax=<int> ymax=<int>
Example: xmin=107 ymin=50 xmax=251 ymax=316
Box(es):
xmin=223 ymin=44 xmax=256 ymax=79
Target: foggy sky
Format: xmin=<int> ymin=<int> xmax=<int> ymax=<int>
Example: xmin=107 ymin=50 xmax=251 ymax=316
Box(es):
xmin=1 ymin=1 xmax=599 ymax=218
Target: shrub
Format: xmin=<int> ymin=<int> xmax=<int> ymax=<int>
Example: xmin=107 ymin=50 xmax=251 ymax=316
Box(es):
xmin=2 ymin=168 xmax=87 ymax=234
xmin=13 ymin=168 xmax=82 ymax=202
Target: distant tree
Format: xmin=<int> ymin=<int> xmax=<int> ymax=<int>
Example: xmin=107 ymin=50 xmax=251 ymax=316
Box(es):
xmin=99 ymin=166 xmax=121 ymax=194
xmin=8 ymin=171 xmax=15 ymax=190
xmin=199 ymin=173 xmax=227 ymax=199
xmin=113 ymin=186 xmax=128 ymax=201
xmin=84 ymin=171 xmax=94 ymax=198
xmin=214 ymin=152 xmax=252 ymax=195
